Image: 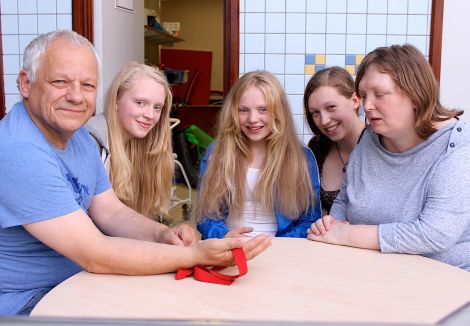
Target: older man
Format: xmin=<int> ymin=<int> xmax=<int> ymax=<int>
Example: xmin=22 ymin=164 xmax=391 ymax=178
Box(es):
xmin=0 ymin=30 xmax=272 ymax=315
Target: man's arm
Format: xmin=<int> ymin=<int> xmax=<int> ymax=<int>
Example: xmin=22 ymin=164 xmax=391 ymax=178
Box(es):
xmin=89 ymin=189 xmax=174 ymax=242
xmin=24 ymin=208 xmax=273 ymax=275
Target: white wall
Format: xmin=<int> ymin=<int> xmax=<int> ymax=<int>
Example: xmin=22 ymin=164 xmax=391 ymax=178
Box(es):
xmin=440 ymin=0 xmax=470 ymax=120
xmin=93 ymin=1 xmax=144 ymax=113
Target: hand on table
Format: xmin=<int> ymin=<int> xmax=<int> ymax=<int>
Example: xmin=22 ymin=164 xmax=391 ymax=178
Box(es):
xmin=193 ymin=234 xmax=273 ymax=267
xmin=307 ymin=215 xmax=350 ymax=245
xmin=224 ymin=227 xmax=254 ymax=238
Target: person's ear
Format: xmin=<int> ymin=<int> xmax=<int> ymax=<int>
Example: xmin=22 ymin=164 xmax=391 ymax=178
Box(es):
xmin=351 ymin=92 xmax=360 ymax=110
xmin=17 ymin=70 xmax=32 ymax=99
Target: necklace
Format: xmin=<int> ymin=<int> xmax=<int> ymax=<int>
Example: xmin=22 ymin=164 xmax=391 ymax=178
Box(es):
xmin=335 ymin=142 xmax=348 ymax=172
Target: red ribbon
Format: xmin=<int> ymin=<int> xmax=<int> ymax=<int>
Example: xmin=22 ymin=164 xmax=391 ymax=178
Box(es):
xmin=175 ymin=247 xmax=247 ymax=285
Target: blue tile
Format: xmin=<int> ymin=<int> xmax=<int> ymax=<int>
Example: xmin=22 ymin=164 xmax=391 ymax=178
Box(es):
xmin=315 ymin=64 xmax=326 ymax=73
xmin=305 ymin=54 xmax=315 ymax=64
xmin=345 ymin=54 xmax=356 ymax=65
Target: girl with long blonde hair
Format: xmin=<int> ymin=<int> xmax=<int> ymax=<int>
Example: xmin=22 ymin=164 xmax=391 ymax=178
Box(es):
xmin=196 ymin=70 xmax=321 ymax=239
xmin=87 ymin=62 xmax=174 ymax=219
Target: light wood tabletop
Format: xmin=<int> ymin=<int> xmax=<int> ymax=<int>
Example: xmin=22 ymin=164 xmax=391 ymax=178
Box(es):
xmin=31 ymin=238 xmax=470 ymax=324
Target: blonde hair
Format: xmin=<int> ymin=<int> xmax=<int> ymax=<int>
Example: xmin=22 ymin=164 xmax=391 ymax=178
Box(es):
xmin=104 ymin=62 xmax=174 ymax=218
xmin=196 ymin=70 xmax=314 ymax=223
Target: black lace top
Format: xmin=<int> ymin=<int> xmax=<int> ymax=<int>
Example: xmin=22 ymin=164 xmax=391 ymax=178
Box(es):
xmin=320 ymin=187 xmax=340 ymax=214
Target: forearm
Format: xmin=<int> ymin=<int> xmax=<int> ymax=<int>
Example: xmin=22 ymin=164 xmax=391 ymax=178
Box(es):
xmin=97 ymin=205 xmax=168 ymax=242
xmin=308 ymin=221 xmax=380 ymax=250
xmin=84 ymin=236 xmax=197 ymax=275
xmin=344 ymin=224 xmax=380 ymax=250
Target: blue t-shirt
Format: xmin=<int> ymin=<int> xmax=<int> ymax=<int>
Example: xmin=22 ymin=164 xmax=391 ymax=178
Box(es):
xmin=0 ymin=102 xmax=111 ymax=315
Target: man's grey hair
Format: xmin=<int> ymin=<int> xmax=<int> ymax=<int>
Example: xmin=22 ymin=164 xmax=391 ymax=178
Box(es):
xmin=22 ymin=30 xmax=101 ymax=84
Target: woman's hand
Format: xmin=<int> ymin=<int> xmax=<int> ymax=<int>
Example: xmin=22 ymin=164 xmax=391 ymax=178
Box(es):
xmin=307 ymin=215 xmax=350 ymax=245
xmin=157 ymin=224 xmax=198 ymax=246
xmin=224 ymin=227 xmax=254 ymax=238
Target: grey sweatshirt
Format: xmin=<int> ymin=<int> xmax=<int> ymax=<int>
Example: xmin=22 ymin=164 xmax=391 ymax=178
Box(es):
xmin=85 ymin=113 xmax=110 ymax=172
xmin=331 ymin=119 xmax=470 ymax=271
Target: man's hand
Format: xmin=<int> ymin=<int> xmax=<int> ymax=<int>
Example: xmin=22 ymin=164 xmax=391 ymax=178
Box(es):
xmin=193 ymin=234 xmax=273 ymax=267
xmin=224 ymin=227 xmax=253 ymax=238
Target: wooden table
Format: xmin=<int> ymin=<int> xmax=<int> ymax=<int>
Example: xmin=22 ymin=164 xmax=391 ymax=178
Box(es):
xmin=31 ymin=238 xmax=470 ymax=324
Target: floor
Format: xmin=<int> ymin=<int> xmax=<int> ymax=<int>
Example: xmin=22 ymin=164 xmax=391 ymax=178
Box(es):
xmin=164 ymin=183 xmax=198 ymax=229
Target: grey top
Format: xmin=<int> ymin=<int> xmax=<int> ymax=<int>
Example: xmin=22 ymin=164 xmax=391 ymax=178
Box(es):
xmin=331 ymin=119 xmax=470 ymax=271
xmin=85 ymin=113 xmax=110 ymax=172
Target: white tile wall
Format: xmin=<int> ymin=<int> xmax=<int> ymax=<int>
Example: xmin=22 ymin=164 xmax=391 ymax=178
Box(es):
xmin=388 ymin=0 xmax=408 ymax=14
xmin=245 ymin=34 xmax=265 ymax=53
xmin=239 ymin=0 xmax=433 ymax=141
xmin=265 ymin=54 xmax=285 ymax=74
xmin=327 ymin=0 xmax=347 ymax=13
xmin=285 ymin=34 xmax=305 ymax=53
xmin=286 ymin=0 xmax=305 ymax=13
xmin=286 ymin=13 xmax=305 ymax=33
xmin=285 ymin=54 xmax=304 ymax=74
xmin=347 ymin=14 xmax=366 ymax=34
xmin=367 ymin=15 xmax=387 ymax=34
xmin=266 ymin=13 xmax=285 ymax=33
xmin=326 ymin=13 xmax=346 ymax=33
xmin=347 ymin=0 xmax=367 ymax=13
xmin=387 ymin=15 xmax=407 ymax=34
xmin=306 ymin=0 xmax=326 ymax=13
xmin=266 ymin=34 xmax=285 ymax=53
xmin=368 ymin=0 xmax=388 ymax=14
xmin=266 ymin=0 xmax=285 ymax=12
xmin=1 ymin=0 xmax=72 ymax=113
xmin=306 ymin=13 xmax=326 ymax=33
xmin=1 ymin=0 xmax=18 ymax=14
xmin=326 ymin=34 xmax=346 ymax=53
